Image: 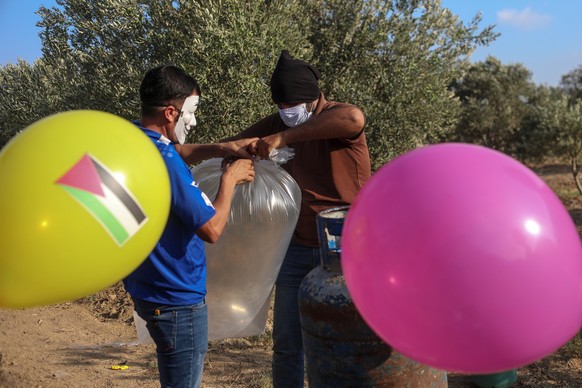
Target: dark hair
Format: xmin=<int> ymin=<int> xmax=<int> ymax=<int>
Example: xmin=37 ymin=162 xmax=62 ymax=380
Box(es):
xmin=139 ymin=64 xmax=201 ymax=116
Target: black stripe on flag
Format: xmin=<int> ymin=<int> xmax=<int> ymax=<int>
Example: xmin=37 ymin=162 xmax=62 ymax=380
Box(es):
xmin=93 ymin=161 xmax=147 ymax=224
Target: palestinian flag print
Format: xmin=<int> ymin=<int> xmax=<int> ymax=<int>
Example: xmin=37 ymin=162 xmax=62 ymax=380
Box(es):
xmin=56 ymin=153 xmax=148 ymax=246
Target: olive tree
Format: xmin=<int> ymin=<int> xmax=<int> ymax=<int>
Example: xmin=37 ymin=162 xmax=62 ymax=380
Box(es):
xmin=306 ymin=0 xmax=498 ymax=169
xmin=0 ymin=59 xmax=59 ymax=148
xmin=33 ymin=0 xmax=311 ymax=143
xmin=534 ymin=94 xmax=582 ymax=194
xmin=514 ymin=85 xmax=563 ymax=164
xmin=2 ymin=0 xmax=496 ymax=162
xmin=447 ymin=56 xmax=535 ymax=157
xmin=560 ymin=65 xmax=582 ymax=101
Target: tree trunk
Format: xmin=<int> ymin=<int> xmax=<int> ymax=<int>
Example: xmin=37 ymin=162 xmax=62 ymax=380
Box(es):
xmin=572 ymin=157 xmax=582 ymax=195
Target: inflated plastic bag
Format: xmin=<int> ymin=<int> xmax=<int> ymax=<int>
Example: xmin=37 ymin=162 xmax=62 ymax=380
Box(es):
xmin=191 ymin=156 xmax=301 ymax=340
xmin=133 ymin=310 xmax=154 ymax=344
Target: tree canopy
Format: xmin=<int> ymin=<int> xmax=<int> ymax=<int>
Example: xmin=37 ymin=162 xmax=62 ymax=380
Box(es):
xmin=532 ymin=93 xmax=582 ymax=194
xmin=1 ymin=0 xmax=497 ymax=170
xmin=447 ymin=58 xmax=582 ymax=193
xmin=447 ymin=56 xmax=535 ymax=156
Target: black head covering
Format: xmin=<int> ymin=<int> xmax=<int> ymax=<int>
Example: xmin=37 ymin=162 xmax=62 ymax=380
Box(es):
xmin=270 ymin=50 xmax=321 ymax=104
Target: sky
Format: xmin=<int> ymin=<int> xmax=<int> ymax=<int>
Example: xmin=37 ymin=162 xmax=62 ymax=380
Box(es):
xmin=441 ymin=0 xmax=582 ymax=86
xmin=1 ymin=1 xmax=581 ymax=86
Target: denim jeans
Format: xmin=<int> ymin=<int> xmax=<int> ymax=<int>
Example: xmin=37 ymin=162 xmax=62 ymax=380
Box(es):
xmin=272 ymin=242 xmax=320 ymax=388
xmin=133 ymin=298 xmax=208 ymax=388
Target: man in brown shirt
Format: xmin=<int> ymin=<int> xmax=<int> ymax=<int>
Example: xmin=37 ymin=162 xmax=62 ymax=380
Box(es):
xmin=230 ymin=50 xmax=371 ymax=388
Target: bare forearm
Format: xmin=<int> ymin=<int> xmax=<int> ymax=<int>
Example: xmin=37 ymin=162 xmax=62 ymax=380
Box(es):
xmin=195 ymin=174 xmax=237 ymax=243
xmin=195 ymin=158 xmax=254 ymax=243
xmin=285 ymin=105 xmax=365 ymax=143
xmin=176 ymin=143 xmax=228 ymax=165
xmin=177 ymin=138 xmax=257 ymax=165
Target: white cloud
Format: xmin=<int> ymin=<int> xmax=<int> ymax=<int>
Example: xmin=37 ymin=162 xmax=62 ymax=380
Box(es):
xmin=497 ymin=7 xmax=551 ymax=30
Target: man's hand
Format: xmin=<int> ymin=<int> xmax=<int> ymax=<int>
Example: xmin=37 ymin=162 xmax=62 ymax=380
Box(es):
xmin=222 ymin=158 xmax=255 ymax=184
xmin=255 ymin=133 xmax=287 ymax=159
xmin=223 ymin=138 xmax=259 ymax=159
xmin=198 ymin=157 xmax=255 ymax=243
xmin=177 ymin=138 xmax=258 ymax=165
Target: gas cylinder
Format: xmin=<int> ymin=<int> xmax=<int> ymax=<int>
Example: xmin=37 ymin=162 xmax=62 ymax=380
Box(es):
xmin=470 ymin=370 xmax=517 ymax=388
xmin=298 ymin=206 xmax=448 ymax=387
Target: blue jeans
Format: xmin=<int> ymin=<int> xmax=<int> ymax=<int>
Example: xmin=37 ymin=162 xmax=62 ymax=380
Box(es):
xmin=272 ymin=242 xmax=320 ymax=388
xmin=133 ymin=298 xmax=208 ymax=388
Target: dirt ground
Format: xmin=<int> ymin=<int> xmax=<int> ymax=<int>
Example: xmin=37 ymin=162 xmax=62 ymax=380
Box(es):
xmin=1 ymin=163 xmax=581 ymax=388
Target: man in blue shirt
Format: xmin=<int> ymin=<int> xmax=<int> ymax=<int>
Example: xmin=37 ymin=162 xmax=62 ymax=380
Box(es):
xmin=123 ymin=64 xmax=256 ymax=388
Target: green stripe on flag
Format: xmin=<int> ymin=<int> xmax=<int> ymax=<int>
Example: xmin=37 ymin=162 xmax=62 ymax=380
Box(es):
xmin=60 ymin=186 xmax=129 ymax=244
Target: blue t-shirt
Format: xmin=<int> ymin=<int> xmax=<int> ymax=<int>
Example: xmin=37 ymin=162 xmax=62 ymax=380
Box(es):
xmin=123 ymin=127 xmax=216 ymax=305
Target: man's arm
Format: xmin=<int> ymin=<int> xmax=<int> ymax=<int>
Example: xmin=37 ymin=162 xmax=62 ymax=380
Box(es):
xmin=255 ymin=105 xmax=365 ymax=158
xmin=176 ymin=138 xmax=258 ymax=165
xmin=195 ymin=158 xmax=255 ymax=243
xmin=222 ymin=114 xmax=279 ymax=142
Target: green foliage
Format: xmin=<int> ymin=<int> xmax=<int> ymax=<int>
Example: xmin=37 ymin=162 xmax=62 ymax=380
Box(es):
xmin=447 ymin=56 xmax=535 ymax=157
xmin=559 ymin=66 xmax=582 ymax=193
xmin=533 ymin=93 xmax=582 ymax=194
xmin=448 ymin=57 xmax=582 ymax=195
xmin=173 ymin=0 xmax=311 ymax=143
xmin=1 ymin=0 xmax=497 ymax=166
xmin=560 ymin=65 xmax=582 ymax=101
xmin=0 ymin=59 xmax=58 ymax=148
xmin=31 ymin=0 xmax=310 ymax=143
xmin=515 ymin=85 xmax=563 ymax=163
xmin=36 ymin=0 xmax=190 ymax=116
xmin=307 ymin=0 xmax=498 ymax=169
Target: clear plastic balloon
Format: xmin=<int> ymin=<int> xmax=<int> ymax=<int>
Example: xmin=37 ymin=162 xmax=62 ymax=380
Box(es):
xmin=192 ymin=157 xmax=301 ymax=340
xmin=342 ymin=143 xmax=582 ymax=374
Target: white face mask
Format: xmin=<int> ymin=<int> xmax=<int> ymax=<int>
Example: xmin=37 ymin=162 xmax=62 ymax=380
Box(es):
xmin=174 ymin=95 xmax=199 ymax=144
xmin=278 ymin=103 xmax=312 ymax=127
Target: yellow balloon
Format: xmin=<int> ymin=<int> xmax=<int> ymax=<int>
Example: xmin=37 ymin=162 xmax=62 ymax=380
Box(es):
xmin=0 ymin=110 xmax=170 ymax=308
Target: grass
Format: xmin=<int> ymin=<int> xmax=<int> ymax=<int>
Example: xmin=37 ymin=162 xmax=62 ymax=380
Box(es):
xmin=564 ymin=331 xmax=582 ymax=357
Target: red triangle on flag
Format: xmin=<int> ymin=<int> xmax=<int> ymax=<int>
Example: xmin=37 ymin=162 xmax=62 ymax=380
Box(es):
xmin=56 ymin=153 xmax=105 ymax=196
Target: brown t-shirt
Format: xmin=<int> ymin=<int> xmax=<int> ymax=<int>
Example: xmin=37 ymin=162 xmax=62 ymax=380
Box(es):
xmin=243 ymin=94 xmax=371 ymax=247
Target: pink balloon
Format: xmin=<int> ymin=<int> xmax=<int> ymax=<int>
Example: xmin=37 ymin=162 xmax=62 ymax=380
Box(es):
xmin=342 ymin=143 xmax=582 ymax=374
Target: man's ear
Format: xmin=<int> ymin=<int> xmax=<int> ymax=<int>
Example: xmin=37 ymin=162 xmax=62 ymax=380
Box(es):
xmin=164 ymin=105 xmax=177 ymax=123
